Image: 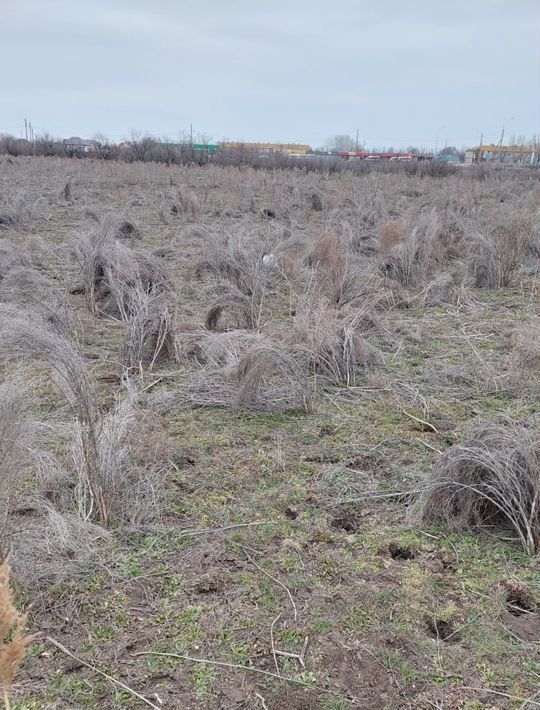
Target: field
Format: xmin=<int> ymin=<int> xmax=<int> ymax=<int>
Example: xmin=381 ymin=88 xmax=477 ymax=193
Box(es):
xmin=0 ymin=156 xmax=539 ymax=709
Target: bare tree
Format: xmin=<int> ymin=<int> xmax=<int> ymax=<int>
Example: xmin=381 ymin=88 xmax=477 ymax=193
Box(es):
xmin=93 ymin=133 xmax=119 ymax=160
xmin=325 ymin=134 xmax=360 ymax=152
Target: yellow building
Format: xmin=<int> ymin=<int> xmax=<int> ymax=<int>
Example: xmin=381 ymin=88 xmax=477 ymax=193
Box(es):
xmin=465 ymin=144 xmax=536 ymax=165
xmin=219 ymin=141 xmax=312 ymax=155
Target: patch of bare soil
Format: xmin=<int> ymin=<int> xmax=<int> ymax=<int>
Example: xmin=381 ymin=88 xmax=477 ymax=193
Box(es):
xmin=501 ymin=610 xmax=540 ymax=642
xmin=267 ymin=688 xmax=322 ymax=710
xmin=319 ymin=641 xmax=399 ymax=707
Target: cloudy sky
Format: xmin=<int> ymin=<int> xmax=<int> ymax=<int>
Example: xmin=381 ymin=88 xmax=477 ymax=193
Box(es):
xmin=1 ymin=0 xmax=538 ymax=150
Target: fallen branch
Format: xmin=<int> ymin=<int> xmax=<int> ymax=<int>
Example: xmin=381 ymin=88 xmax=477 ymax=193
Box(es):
xmin=326 ymin=488 xmax=425 ymax=508
xmin=225 ymin=537 xmax=298 ymax=624
xmin=46 ymin=637 xmax=159 ymax=710
xmin=402 ymin=409 xmax=439 ymax=434
xmin=132 ymin=651 xmax=356 ymax=704
xmin=461 ymin=686 xmax=540 ymax=706
xmin=270 ymin=614 xmax=281 ymax=675
xmin=179 ymin=520 xmax=274 ymax=537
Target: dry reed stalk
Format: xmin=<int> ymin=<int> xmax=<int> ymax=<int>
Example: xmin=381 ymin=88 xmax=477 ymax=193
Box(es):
xmin=0 ymin=558 xmax=35 ymax=709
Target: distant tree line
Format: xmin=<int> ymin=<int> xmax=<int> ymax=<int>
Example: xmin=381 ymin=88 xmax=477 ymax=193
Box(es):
xmin=2 ymin=130 xmax=538 ymax=178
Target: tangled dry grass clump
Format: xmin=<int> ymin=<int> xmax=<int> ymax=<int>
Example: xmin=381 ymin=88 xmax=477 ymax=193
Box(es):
xmin=120 ymin=290 xmax=174 ymax=370
xmin=235 ymin=344 xmax=313 ymax=413
xmin=205 ymin=288 xmax=259 ymax=331
xmin=70 ymin=215 xmax=171 ymax=318
xmin=510 ymin=322 xmax=540 ymax=371
xmin=158 ymin=341 xmax=313 ymax=414
xmin=421 ymin=421 xmax=540 ymax=555
xmin=195 ymin=228 xmax=269 ymax=299
xmin=0 ymin=242 xmax=30 ymax=282
xmin=0 ymin=380 xmax=34 ymax=559
xmin=288 ymin=302 xmax=382 ymax=386
xmin=0 ymin=308 xmax=158 ymax=528
xmin=378 ymin=209 xmax=442 ymax=288
xmin=307 ymin=232 xmax=359 ymax=305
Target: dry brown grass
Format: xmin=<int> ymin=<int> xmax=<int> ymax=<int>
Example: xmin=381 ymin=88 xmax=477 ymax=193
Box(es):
xmin=379 ymin=220 xmax=405 ymax=256
xmin=0 ymin=557 xmax=34 ymax=708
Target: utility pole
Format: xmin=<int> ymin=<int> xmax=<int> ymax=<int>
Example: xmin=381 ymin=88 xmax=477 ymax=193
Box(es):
xmin=355 ymin=128 xmax=359 ymax=152
xmin=190 ymin=123 xmax=193 ymax=146
xmin=24 ymin=118 xmax=28 ymax=141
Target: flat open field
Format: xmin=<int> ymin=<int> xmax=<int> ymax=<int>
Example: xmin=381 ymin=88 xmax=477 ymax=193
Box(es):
xmin=0 ymin=156 xmax=539 ymax=709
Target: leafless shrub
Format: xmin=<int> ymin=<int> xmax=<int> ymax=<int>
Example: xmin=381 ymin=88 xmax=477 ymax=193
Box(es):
xmin=101 ymin=243 xmax=172 ymax=320
xmin=69 ymin=221 xmax=114 ymax=313
xmin=0 ymin=214 xmax=20 ymax=230
xmin=0 ymin=195 xmax=37 ymax=232
xmin=530 ymin=209 xmax=540 ymax=257
xmin=420 ymin=420 xmax=540 ymax=555
xmin=72 ymin=379 xmax=157 ymax=525
xmin=9 ymin=496 xmax=109 ymax=582
xmin=508 ymin=323 xmax=540 ymax=394
xmin=512 ymin=325 xmax=540 ymax=369
xmin=0 ymin=306 xmax=97 ymax=425
xmin=418 ymin=270 xmax=462 ymax=306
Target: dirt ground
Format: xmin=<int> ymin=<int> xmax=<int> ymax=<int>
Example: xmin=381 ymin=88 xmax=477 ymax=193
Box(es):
xmin=1 ymin=156 xmax=539 ymax=709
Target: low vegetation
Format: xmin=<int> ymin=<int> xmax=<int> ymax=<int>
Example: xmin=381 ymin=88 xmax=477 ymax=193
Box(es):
xmin=0 ymin=154 xmax=539 ymax=708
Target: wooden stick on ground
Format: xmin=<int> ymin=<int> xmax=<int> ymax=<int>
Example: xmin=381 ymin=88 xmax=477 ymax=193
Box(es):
xmin=402 ymin=409 xmax=439 ymax=433
xmin=46 ymin=637 xmax=160 ymax=710
xmin=132 ymin=651 xmax=357 ymax=704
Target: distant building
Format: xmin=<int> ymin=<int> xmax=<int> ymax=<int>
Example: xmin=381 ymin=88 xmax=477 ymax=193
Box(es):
xmin=464 ymin=144 xmax=537 ymax=165
xmin=63 ymin=137 xmax=99 ymax=154
xmin=437 ymin=154 xmax=460 ymax=163
xmin=219 ymin=141 xmax=312 ymax=155
xmin=338 ymin=151 xmax=417 ymax=161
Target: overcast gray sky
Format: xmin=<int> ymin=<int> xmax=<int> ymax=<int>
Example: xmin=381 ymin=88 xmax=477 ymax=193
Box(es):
xmin=1 ymin=0 xmax=538 ymax=150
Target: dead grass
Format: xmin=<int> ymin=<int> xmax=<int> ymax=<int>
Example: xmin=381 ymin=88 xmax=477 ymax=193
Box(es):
xmin=0 ymin=157 xmax=539 ymax=708
xmin=421 ymin=420 xmax=540 ymax=554
xmin=0 ymin=380 xmax=33 ymax=559
xmin=0 ymin=557 xmax=34 ymax=709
